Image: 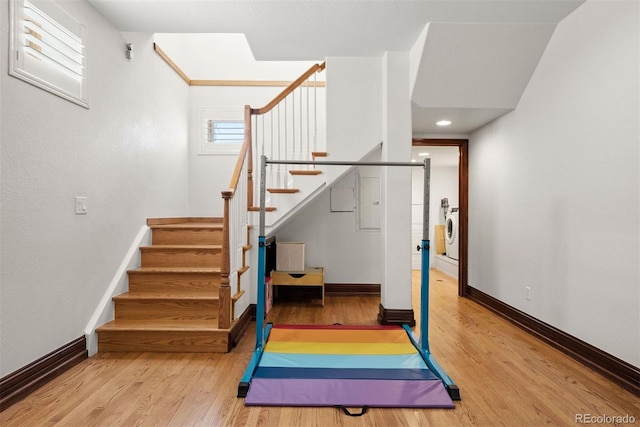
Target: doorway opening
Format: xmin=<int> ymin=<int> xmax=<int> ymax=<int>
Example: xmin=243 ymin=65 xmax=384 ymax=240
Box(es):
xmin=412 ymin=139 xmax=468 ymax=297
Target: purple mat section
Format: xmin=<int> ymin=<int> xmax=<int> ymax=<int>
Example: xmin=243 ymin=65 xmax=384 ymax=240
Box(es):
xmin=245 ymin=378 xmax=454 ymax=408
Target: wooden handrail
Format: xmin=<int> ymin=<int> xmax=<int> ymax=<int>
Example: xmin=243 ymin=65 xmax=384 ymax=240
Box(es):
xmin=252 ymin=62 xmax=326 ymax=115
xmin=219 ymin=61 xmax=326 ymax=331
xmin=190 ymin=79 xmax=325 ymax=88
xmin=224 ymin=61 xmax=325 ymax=201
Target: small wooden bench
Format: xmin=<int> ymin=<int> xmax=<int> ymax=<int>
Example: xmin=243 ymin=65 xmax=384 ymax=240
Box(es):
xmin=270 ymin=267 xmax=325 ymax=306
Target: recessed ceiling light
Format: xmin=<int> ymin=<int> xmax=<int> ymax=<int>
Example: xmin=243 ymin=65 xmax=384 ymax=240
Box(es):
xmin=436 ymin=120 xmax=452 ymax=126
xmin=418 ymin=152 xmax=429 ymax=157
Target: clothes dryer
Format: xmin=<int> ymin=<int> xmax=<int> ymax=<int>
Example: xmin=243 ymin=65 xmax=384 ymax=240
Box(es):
xmin=445 ymin=207 xmax=459 ymax=260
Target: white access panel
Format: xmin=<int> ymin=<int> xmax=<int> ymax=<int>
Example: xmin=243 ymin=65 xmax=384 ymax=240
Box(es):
xmin=357 ymin=175 xmax=381 ymax=230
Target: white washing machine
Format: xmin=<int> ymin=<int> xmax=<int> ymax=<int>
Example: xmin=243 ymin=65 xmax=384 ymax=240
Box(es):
xmin=445 ymin=207 xmax=459 ymax=260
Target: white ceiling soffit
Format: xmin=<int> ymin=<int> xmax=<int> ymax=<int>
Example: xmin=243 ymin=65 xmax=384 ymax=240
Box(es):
xmin=88 ymin=0 xmax=584 ymax=60
xmin=411 ymin=22 xmax=557 ymax=109
xmin=412 ymin=105 xmax=513 ymax=135
xmin=409 ymin=21 xmax=559 ymax=134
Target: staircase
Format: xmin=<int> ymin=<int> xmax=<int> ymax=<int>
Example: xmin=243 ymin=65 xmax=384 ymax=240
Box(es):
xmin=96 ymin=218 xmax=243 ymax=353
xmin=95 ymin=63 xmax=327 ymax=354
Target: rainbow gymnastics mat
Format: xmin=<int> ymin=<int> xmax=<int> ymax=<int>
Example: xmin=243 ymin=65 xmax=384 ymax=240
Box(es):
xmin=243 ymin=324 xmax=455 ymax=408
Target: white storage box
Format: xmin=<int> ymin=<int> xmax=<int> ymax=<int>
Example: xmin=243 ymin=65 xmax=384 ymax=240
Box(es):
xmin=276 ymin=242 xmax=305 ymax=271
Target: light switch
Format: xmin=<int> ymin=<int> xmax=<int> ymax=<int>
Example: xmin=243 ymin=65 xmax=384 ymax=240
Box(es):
xmin=75 ymin=196 xmax=87 ymax=215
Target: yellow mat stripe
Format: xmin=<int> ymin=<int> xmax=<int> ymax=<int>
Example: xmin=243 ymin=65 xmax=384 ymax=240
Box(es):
xmin=268 ymin=329 xmax=410 ymax=344
xmin=265 ymin=341 xmax=418 ymax=355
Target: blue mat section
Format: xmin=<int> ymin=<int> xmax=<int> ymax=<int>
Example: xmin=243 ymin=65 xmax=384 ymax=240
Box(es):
xmin=258 ymin=352 xmax=428 ymax=369
xmin=254 ymin=367 xmax=439 ymax=380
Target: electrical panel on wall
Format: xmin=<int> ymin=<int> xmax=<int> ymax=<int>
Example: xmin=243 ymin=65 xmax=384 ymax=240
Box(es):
xmin=356 ymin=172 xmax=381 ymax=231
xmin=329 ymin=187 xmax=355 ymax=212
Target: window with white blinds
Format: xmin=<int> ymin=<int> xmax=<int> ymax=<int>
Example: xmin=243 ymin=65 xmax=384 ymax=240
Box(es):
xmin=205 ymin=120 xmax=244 ymax=145
xmin=9 ymin=0 xmax=88 ymax=108
xmin=200 ymin=107 xmax=244 ymax=154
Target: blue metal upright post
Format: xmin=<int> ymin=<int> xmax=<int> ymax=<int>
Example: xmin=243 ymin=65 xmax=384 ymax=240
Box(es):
xmin=237 ymin=155 xmax=269 ymax=398
xmin=416 ymin=157 xmax=459 ymax=400
xmin=255 ymin=236 xmax=266 ymax=349
xmin=420 ymin=239 xmax=431 ymax=352
xmin=420 ymin=158 xmax=431 ymax=352
xmin=255 ymin=154 xmax=268 ymax=349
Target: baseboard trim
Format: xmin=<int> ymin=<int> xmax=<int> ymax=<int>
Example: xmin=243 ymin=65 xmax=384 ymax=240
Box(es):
xmin=466 ymin=286 xmax=640 ymax=397
xmin=0 ymin=337 xmax=88 ymax=411
xmin=325 ymin=283 xmax=380 ymax=296
xmin=229 ymin=304 xmax=256 ymax=350
xmin=377 ymin=303 xmax=416 ymax=327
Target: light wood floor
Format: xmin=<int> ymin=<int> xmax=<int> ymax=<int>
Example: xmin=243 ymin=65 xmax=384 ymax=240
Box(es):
xmin=2 ymin=270 xmax=638 ymax=426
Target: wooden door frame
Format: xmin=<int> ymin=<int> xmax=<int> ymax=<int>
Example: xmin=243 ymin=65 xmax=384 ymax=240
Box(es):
xmin=413 ymin=138 xmax=468 ymax=297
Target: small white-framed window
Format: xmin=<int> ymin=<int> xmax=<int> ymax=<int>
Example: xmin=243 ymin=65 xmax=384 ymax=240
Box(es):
xmin=9 ymin=0 xmax=88 ymax=108
xmin=200 ymin=107 xmax=245 ymax=155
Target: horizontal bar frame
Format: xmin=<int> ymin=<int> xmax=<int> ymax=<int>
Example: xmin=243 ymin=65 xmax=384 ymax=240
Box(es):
xmin=266 ymin=159 xmax=423 ymax=167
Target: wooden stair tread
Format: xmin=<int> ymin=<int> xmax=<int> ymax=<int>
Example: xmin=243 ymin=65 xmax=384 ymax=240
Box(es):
xmin=289 ymin=170 xmax=323 ymax=175
xmin=113 ymin=292 xmax=219 ymax=301
xmin=267 ymin=188 xmax=300 ymax=194
xmin=97 ymin=319 xmax=222 ymax=332
xmin=140 ymin=245 xmax=222 ymax=250
xmin=150 ymin=223 xmax=223 ymax=229
xmin=248 ymin=206 xmax=276 ymax=212
xmin=312 ymin=151 xmax=327 ymax=157
xmin=147 ymin=217 xmax=222 ymax=226
xmin=130 ymin=267 xmax=222 ymax=273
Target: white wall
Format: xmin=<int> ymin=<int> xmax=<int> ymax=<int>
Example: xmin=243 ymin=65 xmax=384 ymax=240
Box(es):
xmin=188 ymin=86 xmax=285 ymax=216
xmin=325 ymin=57 xmax=383 ymax=184
xmin=153 ymin=33 xmax=328 ymax=217
xmin=182 ymin=47 xmax=327 ymax=216
xmin=273 ymin=55 xmax=417 ymax=312
xmin=275 ymin=166 xmax=382 ymax=285
xmin=468 ymin=0 xmax=639 ymax=366
xmin=0 ymin=2 xmax=190 ymax=376
xmin=380 ymin=52 xmax=413 ymax=310
xmin=245 ymin=56 xmax=386 ymax=297
xmin=188 ymin=84 xmax=327 ymax=217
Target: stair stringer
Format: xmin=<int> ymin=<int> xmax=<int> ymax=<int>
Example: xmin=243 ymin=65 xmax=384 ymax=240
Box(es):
xmin=84 ymin=224 xmax=151 ymax=356
xmin=250 ymin=143 xmax=384 ymax=237
xmin=322 ymin=142 xmax=383 ymax=188
xmin=250 ymin=172 xmax=326 ymax=236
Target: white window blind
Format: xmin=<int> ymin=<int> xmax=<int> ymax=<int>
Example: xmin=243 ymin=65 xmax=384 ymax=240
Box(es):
xmin=205 ymin=120 xmax=244 ymax=144
xmin=10 ymin=0 xmax=88 ymax=108
xmin=200 ymin=108 xmax=244 ymax=155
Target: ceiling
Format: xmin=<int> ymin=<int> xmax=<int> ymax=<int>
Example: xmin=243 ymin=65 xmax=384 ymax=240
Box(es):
xmin=88 ymin=0 xmax=584 ymax=135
